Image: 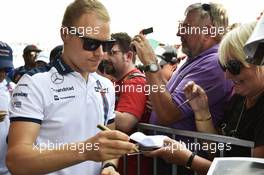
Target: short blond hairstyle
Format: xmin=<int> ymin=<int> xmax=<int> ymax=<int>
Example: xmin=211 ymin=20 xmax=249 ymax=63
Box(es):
xmin=62 ymin=0 xmax=110 ymax=27
xmin=219 ymin=21 xmax=257 ymax=67
xmin=185 ymin=2 xmax=229 ymax=42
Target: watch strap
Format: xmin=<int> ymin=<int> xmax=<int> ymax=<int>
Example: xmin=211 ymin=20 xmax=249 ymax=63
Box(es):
xmin=101 ymin=162 xmax=117 ymax=171
xmin=185 ymin=152 xmax=196 ymax=169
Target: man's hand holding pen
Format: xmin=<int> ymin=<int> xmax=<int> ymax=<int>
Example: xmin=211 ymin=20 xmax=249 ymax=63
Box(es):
xmin=80 ymin=125 xmax=137 ymax=162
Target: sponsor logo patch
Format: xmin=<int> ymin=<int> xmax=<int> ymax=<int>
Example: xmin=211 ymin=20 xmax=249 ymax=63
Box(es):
xmin=51 ymin=86 xmax=74 ymax=93
xmin=51 ymin=72 xmax=64 ymax=84
xmin=13 ymin=101 xmax=22 ymax=108
xmin=13 ymin=92 xmax=28 ymax=97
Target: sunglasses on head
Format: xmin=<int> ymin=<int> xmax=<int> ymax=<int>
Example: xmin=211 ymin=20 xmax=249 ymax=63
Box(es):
xmin=75 ymin=32 xmax=116 ymax=52
xmin=201 ymin=3 xmax=213 ymax=22
xmin=218 ymin=59 xmax=243 ymax=75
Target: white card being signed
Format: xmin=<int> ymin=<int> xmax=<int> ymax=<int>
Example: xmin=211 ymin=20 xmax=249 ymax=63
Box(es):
xmin=130 ymin=132 xmax=168 ymax=148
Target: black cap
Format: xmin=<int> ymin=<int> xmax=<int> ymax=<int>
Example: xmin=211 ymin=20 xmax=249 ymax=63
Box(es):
xmin=157 ymin=46 xmax=178 ymax=66
xmin=23 ymin=45 xmax=41 ymax=55
xmin=0 ymin=41 xmax=14 ymax=70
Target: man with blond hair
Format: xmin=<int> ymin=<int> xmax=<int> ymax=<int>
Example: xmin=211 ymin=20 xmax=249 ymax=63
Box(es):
xmin=7 ymin=0 xmax=136 ymax=175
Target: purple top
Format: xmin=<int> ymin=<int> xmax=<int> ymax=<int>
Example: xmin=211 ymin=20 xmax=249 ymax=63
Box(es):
xmin=150 ymin=44 xmax=233 ymax=131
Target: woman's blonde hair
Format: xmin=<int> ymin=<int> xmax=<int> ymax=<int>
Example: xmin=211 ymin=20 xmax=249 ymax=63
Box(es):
xmin=219 ymin=21 xmax=257 ymax=67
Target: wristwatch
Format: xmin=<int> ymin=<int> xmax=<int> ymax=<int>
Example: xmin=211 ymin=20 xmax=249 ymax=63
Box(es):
xmin=101 ymin=162 xmax=117 ymax=171
xmin=185 ymin=152 xmax=196 ymax=169
xmin=143 ymin=63 xmax=159 ymax=73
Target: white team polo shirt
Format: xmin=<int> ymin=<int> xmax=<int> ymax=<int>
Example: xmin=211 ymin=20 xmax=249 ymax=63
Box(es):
xmin=0 ymin=80 xmax=11 ymax=175
xmin=9 ymin=58 xmax=115 ymax=175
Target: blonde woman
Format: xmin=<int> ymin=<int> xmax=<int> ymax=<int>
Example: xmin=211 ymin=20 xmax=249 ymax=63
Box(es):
xmin=148 ymin=21 xmax=264 ymax=174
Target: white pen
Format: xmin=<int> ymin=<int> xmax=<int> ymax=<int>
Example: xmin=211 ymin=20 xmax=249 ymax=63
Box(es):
xmin=177 ymin=95 xmax=198 ymax=108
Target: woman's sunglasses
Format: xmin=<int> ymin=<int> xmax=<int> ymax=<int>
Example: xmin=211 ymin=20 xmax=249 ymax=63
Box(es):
xmin=218 ymin=59 xmax=243 ymax=75
xmin=76 ymin=32 xmax=116 ymax=52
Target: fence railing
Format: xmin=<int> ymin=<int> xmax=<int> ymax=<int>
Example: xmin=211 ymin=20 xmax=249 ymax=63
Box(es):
xmin=121 ymin=123 xmax=255 ymax=175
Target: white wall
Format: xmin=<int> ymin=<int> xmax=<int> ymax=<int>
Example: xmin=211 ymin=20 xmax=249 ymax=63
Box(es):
xmin=0 ymin=0 xmax=263 ymax=67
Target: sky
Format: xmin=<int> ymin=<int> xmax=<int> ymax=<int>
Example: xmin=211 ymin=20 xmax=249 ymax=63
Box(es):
xmin=0 ymin=0 xmax=263 ymax=67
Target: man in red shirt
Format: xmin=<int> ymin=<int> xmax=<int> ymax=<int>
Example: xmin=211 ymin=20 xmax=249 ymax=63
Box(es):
xmin=105 ymin=32 xmax=150 ymax=133
xmin=104 ymin=32 xmax=151 ymax=175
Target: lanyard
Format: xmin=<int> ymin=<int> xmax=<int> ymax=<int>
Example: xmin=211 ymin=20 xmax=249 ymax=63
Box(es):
xmin=95 ymin=80 xmax=109 ymax=125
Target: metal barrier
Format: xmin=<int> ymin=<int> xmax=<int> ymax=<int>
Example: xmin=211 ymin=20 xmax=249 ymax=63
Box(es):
xmin=121 ymin=123 xmax=255 ymax=175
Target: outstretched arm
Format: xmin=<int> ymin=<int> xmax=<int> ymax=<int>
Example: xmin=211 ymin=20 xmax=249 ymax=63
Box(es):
xmin=131 ymin=34 xmax=183 ymax=125
xmin=7 ymin=121 xmax=136 ymax=175
xmin=147 ymin=138 xmax=211 ymax=175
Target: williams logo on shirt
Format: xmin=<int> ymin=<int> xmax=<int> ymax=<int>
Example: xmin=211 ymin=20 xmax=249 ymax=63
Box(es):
xmin=94 ymin=87 xmax=109 ymax=94
xmin=94 ymin=80 xmax=109 ymax=94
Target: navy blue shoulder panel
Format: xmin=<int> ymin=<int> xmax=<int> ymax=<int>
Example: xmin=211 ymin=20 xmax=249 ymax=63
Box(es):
xmin=26 ymin=64 xmax=52 ymax=76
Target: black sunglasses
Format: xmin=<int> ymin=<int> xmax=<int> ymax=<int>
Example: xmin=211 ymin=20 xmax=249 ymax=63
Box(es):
xmin=218 ymin=59 xmax=243 ymax=75
xmin=75 ymin=32 xmax=116 ymax=52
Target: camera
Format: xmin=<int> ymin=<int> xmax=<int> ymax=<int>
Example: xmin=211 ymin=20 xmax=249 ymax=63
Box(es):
xmin=142 ymin=27 xmax=153 ymax=35
xmin=131 ymin=27 xmax=154 ymax=52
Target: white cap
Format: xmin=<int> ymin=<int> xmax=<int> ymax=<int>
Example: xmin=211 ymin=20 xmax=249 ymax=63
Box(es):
xmin=36 ymin=51 xmax=49 ymax=64
xmin=244 ymin=15 xmax=264 ymax=65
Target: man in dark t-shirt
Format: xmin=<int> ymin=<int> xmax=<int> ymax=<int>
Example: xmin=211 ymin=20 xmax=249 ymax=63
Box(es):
xmin=9 ymin=45 xmax=41 ymax=83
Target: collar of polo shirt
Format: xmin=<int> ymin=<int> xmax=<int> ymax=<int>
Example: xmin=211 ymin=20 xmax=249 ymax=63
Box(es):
xmin=52 ymin=56 xmax=73 ymax=75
